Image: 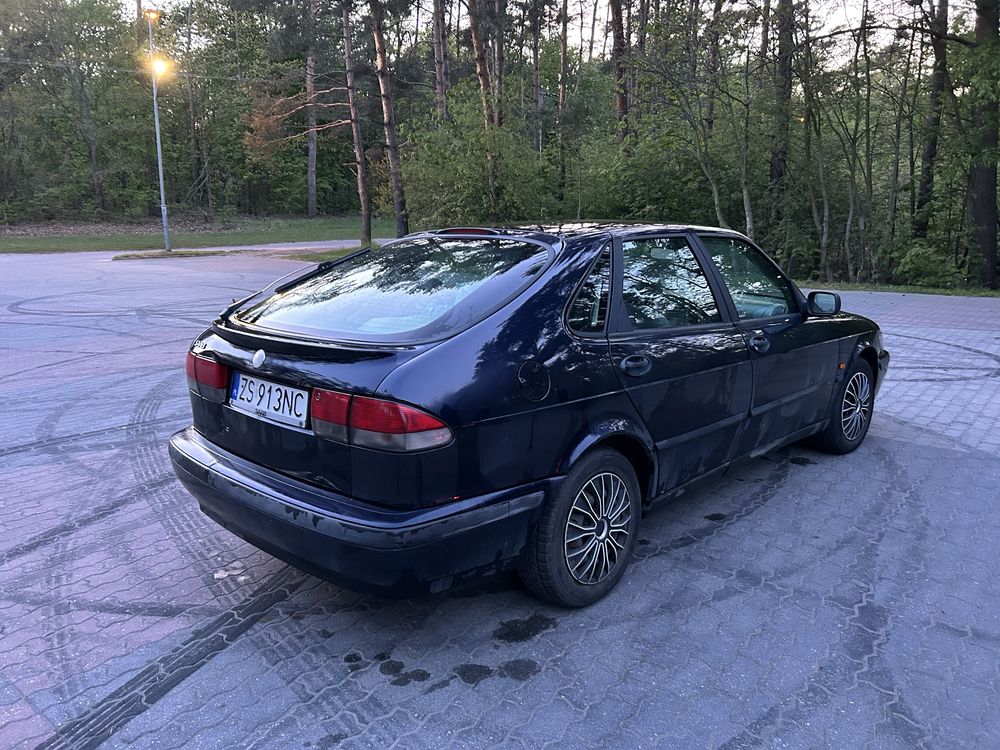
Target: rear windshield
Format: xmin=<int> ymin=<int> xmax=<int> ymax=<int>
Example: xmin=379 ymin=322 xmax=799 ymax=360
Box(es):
xmin=235 ymin=237 xmax=551 ymax=343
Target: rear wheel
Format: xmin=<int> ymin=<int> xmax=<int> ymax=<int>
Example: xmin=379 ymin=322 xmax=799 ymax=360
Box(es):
xmin=518 ymin=449 xmax=641 ymax=607
xmin=812 ymin=358 xmax=875 ymax=454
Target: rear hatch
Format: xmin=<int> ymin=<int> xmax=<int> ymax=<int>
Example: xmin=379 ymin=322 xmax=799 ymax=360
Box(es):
xmin=186 ymin=236 xmax=552 ymax=505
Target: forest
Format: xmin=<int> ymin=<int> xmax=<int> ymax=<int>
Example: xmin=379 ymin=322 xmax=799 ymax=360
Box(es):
xmin=0 ymin=0 xmax=997 ymax=287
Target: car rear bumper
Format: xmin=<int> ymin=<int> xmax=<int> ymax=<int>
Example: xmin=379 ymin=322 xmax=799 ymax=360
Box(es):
xmin=168 ymin=427 xmax=552 ymax=597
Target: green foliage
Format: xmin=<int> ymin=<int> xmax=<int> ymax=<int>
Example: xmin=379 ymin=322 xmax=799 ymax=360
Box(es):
xmin=0 ymin=0 xmax=995 ymax=286
xmin=402 ymin=88 xmax=558 ymax=226
xmin=895 ymin=239 xmax=967 ymax=287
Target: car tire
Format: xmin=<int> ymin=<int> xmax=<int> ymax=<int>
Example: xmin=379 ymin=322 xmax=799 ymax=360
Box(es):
xmin=518 ymin=448 xmax=641 ymax=607
xmin=812 ymin=357 xmax=876 ymax=454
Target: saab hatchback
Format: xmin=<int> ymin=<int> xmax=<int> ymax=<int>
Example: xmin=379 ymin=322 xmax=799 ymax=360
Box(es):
xmin=169 ymin=224 xmax=889 ymax=606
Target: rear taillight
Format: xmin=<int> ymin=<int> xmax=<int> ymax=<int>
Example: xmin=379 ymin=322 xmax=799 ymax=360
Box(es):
xmin=186 ymin=351 xmax=228 ymax=402
xmin=350 ymin=396 xmax=453 ymax=452
xmin=311 ymin=388 xmax=351 ymax=441
xmin=310 ymin=390 xmax=452 ymax=452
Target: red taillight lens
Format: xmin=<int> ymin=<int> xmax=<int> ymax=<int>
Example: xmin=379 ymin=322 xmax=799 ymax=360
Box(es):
xmin=186 ymin=351 xmax=228 ymax=402
xmin=350 ymin=396 xmax=447 ymax=434
xmin=311 ymin=388 xmax=351 ymax=441
xmin=310 ymin=391 xmax=452 ymax=451
xmin=349 ymin=396 xmax=452 ymax=452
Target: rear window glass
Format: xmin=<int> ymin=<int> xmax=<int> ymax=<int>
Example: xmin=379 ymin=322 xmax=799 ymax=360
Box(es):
xmin=235 ymin=237 xmax=551 ymax=343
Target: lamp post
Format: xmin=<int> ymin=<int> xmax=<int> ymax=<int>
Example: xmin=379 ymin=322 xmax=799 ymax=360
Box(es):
xmin=144 ymin=8 xmax=171 ymax=252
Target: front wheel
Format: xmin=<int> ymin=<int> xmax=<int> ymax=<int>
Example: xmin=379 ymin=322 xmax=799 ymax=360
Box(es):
xmin=518 ymin=449 xmax=641 ymax=607
xmin=812 ymin=358 xmax=875 ymax=454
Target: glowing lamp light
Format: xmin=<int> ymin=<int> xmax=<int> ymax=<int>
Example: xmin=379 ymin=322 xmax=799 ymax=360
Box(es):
xmin=150 ymin=57 xmax=171 ymax=78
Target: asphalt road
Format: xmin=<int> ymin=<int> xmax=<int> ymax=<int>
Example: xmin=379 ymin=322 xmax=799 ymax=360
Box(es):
xmin=2 ymin=251 xmax=1000 ymax=749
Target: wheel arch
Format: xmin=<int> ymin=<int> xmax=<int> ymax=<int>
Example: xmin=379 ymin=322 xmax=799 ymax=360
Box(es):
xmin=851 ymin=335 xmax=881 ymax=387
xmin=562 ymin=425 xmax=657 ymax=505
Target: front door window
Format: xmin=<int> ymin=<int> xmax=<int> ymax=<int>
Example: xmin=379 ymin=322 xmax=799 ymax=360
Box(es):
xmin=698 ymin=236 xmax=797 ymax=320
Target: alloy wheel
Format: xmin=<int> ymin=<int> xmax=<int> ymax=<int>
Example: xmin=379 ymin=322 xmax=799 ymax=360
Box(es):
xmin=841 ymin=371 xmax=872 ymax=441
xmin=563 ymin=472 xmax=632 ymax=585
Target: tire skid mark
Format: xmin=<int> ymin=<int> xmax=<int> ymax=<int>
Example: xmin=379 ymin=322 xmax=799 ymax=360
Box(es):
xmin=5 ymin=288 xmax=242 ymax=317
xmin=0 ymin=511 xmax=262 ymax=596
xmin=0 ymin=319 xmax=146 ymax=339
xmin=0 ymin=335 xmax=196 ymax=385
xmin=718 ymin=442 xmax=931 ymax=748
xmin=0 ymin=585 xmax=224 ymax=619
xmin=41 ymin=535 xmax=89 ymax=713
xmin=0 ymin=415 xmax=186 ymax=458
xmin=884 ymin=331 xmax=1000 ymax=383
xmin=125 ymin=372 xmax=254 ymax=605
xmin=37 ymin=566 xmax=307 ymax=750
xmin=635 ymin=454 xmax=792 ymax=562
xmin=0 ymin=476 xmax=175 ymax=568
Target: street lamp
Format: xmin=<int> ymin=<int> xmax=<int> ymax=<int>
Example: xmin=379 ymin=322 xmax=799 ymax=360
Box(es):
xmin=144 ymin=8 xmax=171 ymax=252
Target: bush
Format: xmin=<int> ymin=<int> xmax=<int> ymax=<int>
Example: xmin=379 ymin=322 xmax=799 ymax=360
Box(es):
xmin=402 ymin=90 xmax=559 ymax=227
xmin=895 ymin=239 xmax=966 ymax=287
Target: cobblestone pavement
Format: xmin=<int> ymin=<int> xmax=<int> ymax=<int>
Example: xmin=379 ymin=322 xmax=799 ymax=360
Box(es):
xmin=2 ymin=252 xmax=1000 ymax=750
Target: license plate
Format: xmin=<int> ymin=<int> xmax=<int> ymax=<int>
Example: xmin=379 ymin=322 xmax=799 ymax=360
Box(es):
xmin=229 ymin=372 xmax=309 ymax=429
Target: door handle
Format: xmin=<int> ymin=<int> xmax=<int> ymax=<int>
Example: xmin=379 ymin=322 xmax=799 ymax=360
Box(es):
xmin=748 ymin=334 xmax=771 ymax=353
xmin=620 ymin=354 xmax=652 ymax=377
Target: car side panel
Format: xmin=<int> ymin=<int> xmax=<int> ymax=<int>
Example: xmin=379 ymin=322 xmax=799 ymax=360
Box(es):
xmin=370 ymin=236 xmax=649 ymax=505
xmin=733 ymin=313 xmax=881 ymax=457
xmin=732 ymin=314 xmax=839 ymax=454
xmin=610 ymin=328 xmax=752 ymax=494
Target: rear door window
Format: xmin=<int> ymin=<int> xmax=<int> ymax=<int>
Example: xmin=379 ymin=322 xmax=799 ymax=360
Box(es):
xmin=236 ymin=238 xmax=551 ymax=343
xmin=620 ymin=237 xmax=722 ymax=330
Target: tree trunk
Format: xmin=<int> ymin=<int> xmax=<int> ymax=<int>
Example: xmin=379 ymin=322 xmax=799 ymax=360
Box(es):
xmin=467 ymin=0 xmax=500 ymax=217
xmin=370 ymin=0 xmax=409 ymax=236
xmin=135 ymin=0 xmax=145 ymax=48
xmin=588 ymin=0 xmax=598 ymax=61
xmin=739 ymin=52 xmax=755 ymax=238
xmin=759 ymin=0 xmax=771 ymax=63
xmin=74 ymin=74 xmax=106 ymax=212
xmin=609 ymin=0 xmax=628 ymax=139
xmin=844 ymin=180 xmax=856 ymax=281
xmin=455 ymin=0 xmax=464 ymax=65
xmin=705 ymin=0 xmax=724 ymax=134
xmin=907 ymin=34 xmax=927 ymax=227
xmin=802 ymin=3 xmax=832 ymax=281
xmin=970 ymin=0 xmax=999 ymax=288
xmin=343 ymin=3 xmax=372 ymax=243
xmin=466 ymin=0 xmax=494 ymax=128
xmin=185 ymin=2 xmax=201 ymax=202
xmin=913 ymin=0 xmax=949 ymax=238
xmin=432 ymin=0 xmax=449 ymax=119
xmin=704 ymin=168 xmax=729 ymax=229
xmin=557 ymin=0 xmax=569 ymax=198
xmin=531 ymin=0 xmax=542 ymax=153
xmin=305 ymin=0 xmax=317 ymax=218
xmin=859 ymin=0 xmax=875 ymax=278
xmin=767 ymin=0 xmax=793 ymax=241
xmin=879 ymin=15 xmax=917 ymax=280
xmin=492 ymin=0 xmax=505 ymax=126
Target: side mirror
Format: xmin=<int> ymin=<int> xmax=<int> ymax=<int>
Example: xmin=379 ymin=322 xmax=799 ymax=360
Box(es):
xmin=807 ymin=290 xmax=841 ymax=315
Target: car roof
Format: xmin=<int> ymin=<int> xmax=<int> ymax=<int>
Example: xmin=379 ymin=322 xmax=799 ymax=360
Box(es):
xmin=403 ymin=222 xmax=750 ymax=245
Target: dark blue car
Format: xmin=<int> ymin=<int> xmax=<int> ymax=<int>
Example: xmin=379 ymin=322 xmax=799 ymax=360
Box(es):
xmin=169 ymin=224 xmax=889 ymax=606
